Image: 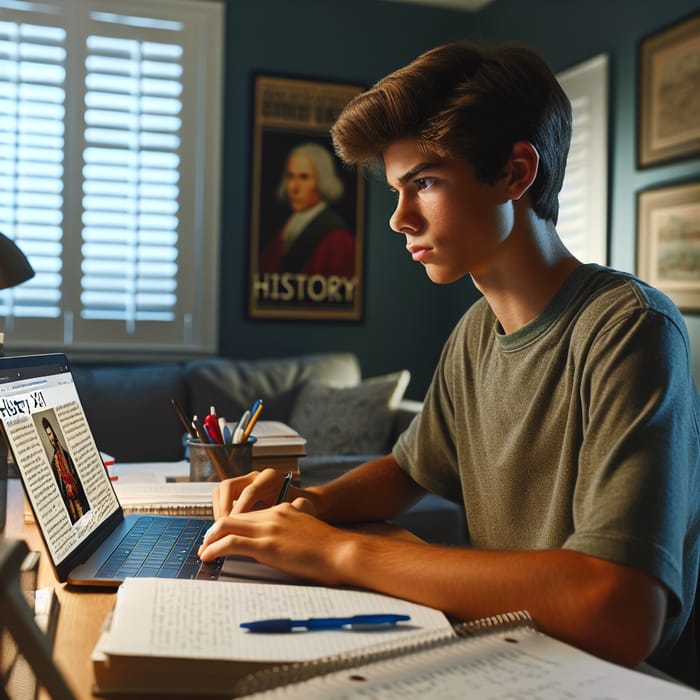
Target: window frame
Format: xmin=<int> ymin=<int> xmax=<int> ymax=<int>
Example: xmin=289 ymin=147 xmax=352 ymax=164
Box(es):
xmin=0 ymin=0 xmax=224 ymax=358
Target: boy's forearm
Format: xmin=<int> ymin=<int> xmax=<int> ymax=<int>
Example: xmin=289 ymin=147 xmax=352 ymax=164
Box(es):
xmin=330 ymin=534 xmax=666 ymax=669
xmin=305 ymin=453 xmax=425 ymax=524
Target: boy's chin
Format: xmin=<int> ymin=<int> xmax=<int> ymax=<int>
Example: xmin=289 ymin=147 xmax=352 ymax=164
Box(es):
xmin=424 ymin=266 xmax=462 ymax=285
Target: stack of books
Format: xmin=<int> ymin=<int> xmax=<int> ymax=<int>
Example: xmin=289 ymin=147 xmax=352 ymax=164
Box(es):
xmin=243 ymin=421 xmax=307 ymax=481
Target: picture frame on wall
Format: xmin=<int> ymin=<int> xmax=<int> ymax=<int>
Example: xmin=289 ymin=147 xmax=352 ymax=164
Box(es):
xmin=637 ymin=181 xmax=700 ymax=312
xmin=638 ymin=11 xmax=700 ymax=167
xmin=247 ymin=74 xmax=365 ymax=321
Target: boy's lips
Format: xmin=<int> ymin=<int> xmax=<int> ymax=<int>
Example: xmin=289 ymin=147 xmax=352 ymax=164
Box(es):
xmin=407 ymin=245 xmax=432 ymax=263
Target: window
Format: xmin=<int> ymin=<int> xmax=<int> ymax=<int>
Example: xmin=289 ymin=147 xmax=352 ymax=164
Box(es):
xmin=0 ymin=0 xmax=223 ymax=355
xmin=557 ymin=53 xmax=609 ymax=265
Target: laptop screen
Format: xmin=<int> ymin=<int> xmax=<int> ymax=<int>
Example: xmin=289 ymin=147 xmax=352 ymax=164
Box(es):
xmin=0 ymin=354 xmax=121 ymax=570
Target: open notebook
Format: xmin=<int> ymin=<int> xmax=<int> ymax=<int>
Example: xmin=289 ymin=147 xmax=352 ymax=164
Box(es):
xmin=91 ymin=577 xmax=698 ymax=699
xmin=0 ymin=353 xmax=223 ymax=586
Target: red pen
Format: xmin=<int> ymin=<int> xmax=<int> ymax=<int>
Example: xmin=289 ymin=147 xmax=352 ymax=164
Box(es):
xmin=204 ymin=406 xmax=224 ymax=444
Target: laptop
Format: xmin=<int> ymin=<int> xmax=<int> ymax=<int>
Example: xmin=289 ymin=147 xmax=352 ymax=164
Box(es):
xmin=0 ymin=353 xmax=223 ymax=586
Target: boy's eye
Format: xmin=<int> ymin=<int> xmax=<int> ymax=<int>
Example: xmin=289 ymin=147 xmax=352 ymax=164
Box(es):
xmin=416 ymin=177 xmax=436 ymax=190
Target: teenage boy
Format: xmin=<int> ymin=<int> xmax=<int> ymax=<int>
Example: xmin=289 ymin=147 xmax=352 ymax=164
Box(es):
xmin=200 ymin=42 xmax=700 ymax=683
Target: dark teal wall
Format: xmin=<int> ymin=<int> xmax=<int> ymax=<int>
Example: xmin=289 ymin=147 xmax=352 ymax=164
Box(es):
xmin=218 ymin=0 xmax=700 ymax=399
xmin=218 ymin=0 xmax=480 ymax=400
xmin=473 ymin=0 xmax=700 ymax=383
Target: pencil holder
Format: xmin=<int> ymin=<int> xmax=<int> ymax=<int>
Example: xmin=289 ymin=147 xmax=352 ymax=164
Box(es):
xmin=188 ymin=437 xmax=256 ymax=482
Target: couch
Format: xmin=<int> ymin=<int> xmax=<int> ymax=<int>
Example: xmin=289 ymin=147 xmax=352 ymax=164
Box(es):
xmin=70 ymin=352 xmax=466 ymax=545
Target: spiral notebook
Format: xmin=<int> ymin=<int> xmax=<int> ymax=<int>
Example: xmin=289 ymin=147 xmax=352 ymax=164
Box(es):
xmin=91 ymin=577 xmax=698 ymax=698
xmin=236 ymin=612 xmax=700 ymax=699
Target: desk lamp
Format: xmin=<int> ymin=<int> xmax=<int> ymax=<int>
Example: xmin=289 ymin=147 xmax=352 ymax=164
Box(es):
xmin=0 ymin=231 xmax=35 ymax=532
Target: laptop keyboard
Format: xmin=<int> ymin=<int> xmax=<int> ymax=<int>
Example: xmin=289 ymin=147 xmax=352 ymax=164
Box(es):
xmin=97 ymin=516 xmax=221 ymax=580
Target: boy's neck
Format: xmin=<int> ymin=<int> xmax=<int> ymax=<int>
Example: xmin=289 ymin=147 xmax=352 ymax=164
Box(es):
xmin=472 ymin=213 xmax=581 ymax=335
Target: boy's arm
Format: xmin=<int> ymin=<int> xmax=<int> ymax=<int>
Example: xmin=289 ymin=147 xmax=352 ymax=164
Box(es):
xmin=334 ymin=529 xmax=668 ymax=669
xmin=306 ymin=453 xmax=427 ymax=523
xmin=212 ymin=453 xmax=425 ymax=521
xmin=200 ymin=504 xmax=667 ymax=669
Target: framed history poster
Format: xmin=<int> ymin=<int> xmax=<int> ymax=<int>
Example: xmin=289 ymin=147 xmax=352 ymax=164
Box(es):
xmin=248 ymin=74 xmax=365 ymax=321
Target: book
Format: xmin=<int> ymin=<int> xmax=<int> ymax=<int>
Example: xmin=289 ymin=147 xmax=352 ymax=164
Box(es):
xmin=91 ymin=578 xmax=454 ymax=696
xmin=112 ymin=481 xmax=217 ymax=517
xmin=235 ymin=421 xmax=307 ymax=458
xmin=90 ymin=575 xmax=700 ymax=699
xmin=252 ymin=454 xmax=302 ymax=477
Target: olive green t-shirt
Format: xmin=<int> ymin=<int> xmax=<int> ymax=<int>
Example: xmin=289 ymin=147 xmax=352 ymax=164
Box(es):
xmin=394 ymin=264 xmax=700 ymax=660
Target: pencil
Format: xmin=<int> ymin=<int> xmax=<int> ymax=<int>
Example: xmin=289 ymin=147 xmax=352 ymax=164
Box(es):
xmin=242 ymin=400 xmax=263 ymax=441
xmin=171 ymin=397 xmax=196 ymax=438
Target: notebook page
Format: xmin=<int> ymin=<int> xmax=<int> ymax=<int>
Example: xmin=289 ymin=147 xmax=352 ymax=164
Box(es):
xmin=101 ymin=578 xmax=454 ymax=663
xmin=250 ymin=627 xmax=700 ymax=699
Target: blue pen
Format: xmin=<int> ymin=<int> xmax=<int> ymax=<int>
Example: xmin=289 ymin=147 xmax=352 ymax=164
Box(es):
xmin=240 ymin=614 xmax=410 ymax=632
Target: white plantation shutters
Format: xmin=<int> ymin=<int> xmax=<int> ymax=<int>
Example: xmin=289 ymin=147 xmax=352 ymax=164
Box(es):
xmin=0 ymin=0 xmax=223 ymax=353
xmin=81 ymin=33 xmax=183 ymax=328
xmin=0 ymin=19 xmax=65 ymax=322
xmin=557 ymin=54 xmax=609 ymax=265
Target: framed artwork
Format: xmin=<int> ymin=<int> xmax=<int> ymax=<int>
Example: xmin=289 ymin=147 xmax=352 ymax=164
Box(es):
xmin=247 ymin=74 xmax=365 ymax=321
xmin=638 ymin=11 xmax=700 ymax=167
xmin=637 ymin=181 xmax=700 ymax=311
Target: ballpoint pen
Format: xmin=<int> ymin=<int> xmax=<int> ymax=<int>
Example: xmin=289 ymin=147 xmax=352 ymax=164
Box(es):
xmin=232 ymin=410 xmax=250 ymax=444
xmin=219 ymin=416 xmax=231 ymax=444
xmin=191 ymin=415 xmax=211 ymax=444
xmin=275 ymin=472 xmax=293 ymax=504
xmin=240 ymin=614 xmax=411 ymax=633
xmin=204 ymin=406 xmax=224 ymax=444
xmin=242 ymin=399 xmax=263 ymax=441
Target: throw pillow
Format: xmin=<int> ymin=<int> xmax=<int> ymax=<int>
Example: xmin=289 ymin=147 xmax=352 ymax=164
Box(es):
xmin=289 ymin=370 xmax=410 ymax=456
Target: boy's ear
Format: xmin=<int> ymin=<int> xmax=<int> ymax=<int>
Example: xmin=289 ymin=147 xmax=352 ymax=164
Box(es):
xmin=506 ymin=141 xmax=539 ymax=201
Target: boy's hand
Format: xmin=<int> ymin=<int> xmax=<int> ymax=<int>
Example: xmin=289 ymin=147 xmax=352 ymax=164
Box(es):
xmin=197 ymin=499 xmax=342 ymax=585
xmin=211 ymin=468 xmax=302 ymax=518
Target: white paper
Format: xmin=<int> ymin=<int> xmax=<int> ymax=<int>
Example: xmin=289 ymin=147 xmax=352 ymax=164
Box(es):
xmin=112 ymin=481 xmax=216 ymax=506
xmin=269 ymin=629 xmax=700 ymax=700
xmin=109 ymin=460 xmax=189 ymax=482
xmin=101 ymin=578 xmax=454 ymax=663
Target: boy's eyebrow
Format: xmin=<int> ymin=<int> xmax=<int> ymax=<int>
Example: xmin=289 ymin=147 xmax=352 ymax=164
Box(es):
xmin=395 ymin=161 xmax=439 ymax=186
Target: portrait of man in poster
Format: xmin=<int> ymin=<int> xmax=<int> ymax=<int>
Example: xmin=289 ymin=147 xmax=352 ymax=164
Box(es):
xmin=249 ymin=75 xmax=364 ymax=321
xmin=259 ymin=141 xmax=356 ymax=279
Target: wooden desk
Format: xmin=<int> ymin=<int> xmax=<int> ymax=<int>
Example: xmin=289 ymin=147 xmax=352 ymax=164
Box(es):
xmin=5 ymin=478 xmax=115 ymax=700
xmin=4 ymin=478 xmax=423 ymax=699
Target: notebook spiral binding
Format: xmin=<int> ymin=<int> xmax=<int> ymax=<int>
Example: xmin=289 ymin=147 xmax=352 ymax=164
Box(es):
xmin=233 ymin=609 xmax=534 ymax=697
xmin=454 ymin=608 xmax=533 ymax=636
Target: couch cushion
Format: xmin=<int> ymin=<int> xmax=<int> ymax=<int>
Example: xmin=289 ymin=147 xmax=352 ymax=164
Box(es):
xmin=185 ymin=353 xmax=361 ymax=426
xmin=71 ymin=364 xmax=187 ymax=462
xmin=289 ymin=370 xmax=410 ymax=456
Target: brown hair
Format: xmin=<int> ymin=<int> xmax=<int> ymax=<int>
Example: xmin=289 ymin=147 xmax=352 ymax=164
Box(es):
xmin=331 ymin=42 xmax=572 ymax=224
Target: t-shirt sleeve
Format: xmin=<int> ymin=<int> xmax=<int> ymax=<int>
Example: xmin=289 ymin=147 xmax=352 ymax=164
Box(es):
xmin=393 ymin=322 xmax=465 ymax=504
xmin=563 ymin=306 xmax=700 ymax=612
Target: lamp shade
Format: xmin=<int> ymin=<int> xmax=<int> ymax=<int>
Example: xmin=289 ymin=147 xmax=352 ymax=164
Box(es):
xmin=0 ymin=232 xmax=35 ymax=290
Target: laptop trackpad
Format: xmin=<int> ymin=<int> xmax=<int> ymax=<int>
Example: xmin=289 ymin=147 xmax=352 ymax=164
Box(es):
xmin=220 ymin=555 xmax=307 ymax=584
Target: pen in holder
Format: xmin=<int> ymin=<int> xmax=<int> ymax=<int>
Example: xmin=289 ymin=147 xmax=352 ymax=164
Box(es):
xmin=188 ymin=436 xmax=257 ymax=482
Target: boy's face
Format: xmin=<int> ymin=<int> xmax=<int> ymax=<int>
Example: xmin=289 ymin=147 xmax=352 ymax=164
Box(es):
xmin=384 ymin=138 xmax=514 ymax=284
